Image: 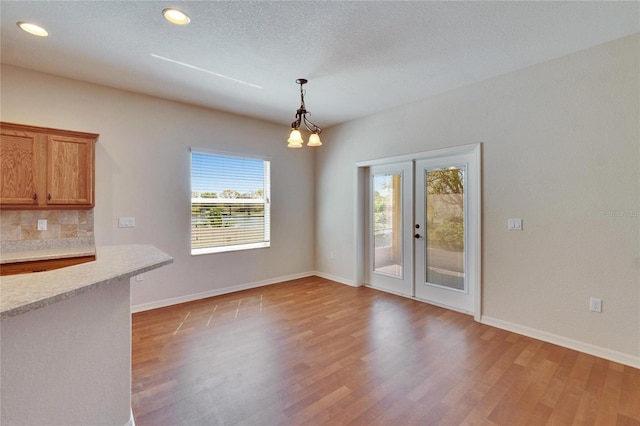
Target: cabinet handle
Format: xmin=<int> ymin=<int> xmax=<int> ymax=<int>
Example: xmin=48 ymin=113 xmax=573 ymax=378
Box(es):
xmin=48 ymin=194 xmax=51 ymax=200
xmin=33 ymin=193 xmax=37 ymax=200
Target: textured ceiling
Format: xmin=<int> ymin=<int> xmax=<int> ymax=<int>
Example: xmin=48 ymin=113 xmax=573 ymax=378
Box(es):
xmin=1 ymin=1 xmax=639 ymax=128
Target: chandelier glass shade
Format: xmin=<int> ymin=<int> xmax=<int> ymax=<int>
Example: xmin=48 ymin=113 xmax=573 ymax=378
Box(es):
xmin=287 ymin=79 xmax=322 ymax=148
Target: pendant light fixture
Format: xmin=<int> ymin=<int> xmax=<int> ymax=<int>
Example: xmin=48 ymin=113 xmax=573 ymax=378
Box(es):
xmin=287 ymin=79 xmax=322 ymax=148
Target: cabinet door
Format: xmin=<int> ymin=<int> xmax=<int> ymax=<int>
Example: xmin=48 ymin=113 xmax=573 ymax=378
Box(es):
xmin=0 ymin=130 xmax=39 ymax=205
xmin=47 ymin=135 xmax=94 ymax=206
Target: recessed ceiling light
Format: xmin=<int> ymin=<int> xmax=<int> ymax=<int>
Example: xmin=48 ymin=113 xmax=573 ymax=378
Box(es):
xmin=163 ymin=8 xmax=190 ymax=25
xmin=17 ymin=21 xmax=48 ymax=37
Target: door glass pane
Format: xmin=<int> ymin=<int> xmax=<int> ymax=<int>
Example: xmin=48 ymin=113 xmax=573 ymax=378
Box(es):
xmin=425 ymin=167 xmax=465 ymax=290
xmin=373 ymin=173 xmax=403 ymax=277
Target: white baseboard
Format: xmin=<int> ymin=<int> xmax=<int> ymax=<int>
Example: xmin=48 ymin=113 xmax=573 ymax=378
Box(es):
xmin=131 ymin=271 xmax=315 ymax=313
xmin=481 ymin=315 xmax=640 ymax=369
xmin=126 ymin=409 xmax=135 ymax=426
xmin=312 ymin=271 xmax=359 ymax=287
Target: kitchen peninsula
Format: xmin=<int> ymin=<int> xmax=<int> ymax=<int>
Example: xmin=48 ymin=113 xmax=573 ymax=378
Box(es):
xmin=1 ymin=244 xmax=173 ymax=425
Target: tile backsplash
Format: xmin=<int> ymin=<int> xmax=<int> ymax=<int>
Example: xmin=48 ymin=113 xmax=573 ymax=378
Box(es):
xmin=0 ymin=210 xmax=95 ymax=253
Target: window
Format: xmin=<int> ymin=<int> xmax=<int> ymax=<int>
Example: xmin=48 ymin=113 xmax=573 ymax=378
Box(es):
xmin=190 ymin=149 xmax=270 ymax=255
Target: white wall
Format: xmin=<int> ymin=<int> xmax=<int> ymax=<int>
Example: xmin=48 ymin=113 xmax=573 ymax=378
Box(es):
xmin=315 ymin=34 xmax=640 ymax=363
xmin=0 ymin=65 xmax=315 ymax=308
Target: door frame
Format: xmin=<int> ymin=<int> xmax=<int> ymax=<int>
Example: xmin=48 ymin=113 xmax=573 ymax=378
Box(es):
xmin=355 ymin=143 xmax=482 ymax=321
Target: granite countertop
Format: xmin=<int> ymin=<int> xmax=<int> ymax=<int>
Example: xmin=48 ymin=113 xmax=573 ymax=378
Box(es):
xmin=0 ymin=244 xmax=173 ymax=319
xmin=0 ymin=245 xmax=97 ymax=264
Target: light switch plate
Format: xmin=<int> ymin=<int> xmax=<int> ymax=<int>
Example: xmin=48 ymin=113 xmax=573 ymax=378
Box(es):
xmin=118 ymin=217 xmax=135 ymax=228
xmin=508 ymin=218 xmax=523 ymax=230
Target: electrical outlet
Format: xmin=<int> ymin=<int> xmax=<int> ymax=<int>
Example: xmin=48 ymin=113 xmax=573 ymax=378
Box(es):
xmin=37 ymin=219 xmax=47 ymax=231
xmin=589 ymin=297 xmax=602 ymax=313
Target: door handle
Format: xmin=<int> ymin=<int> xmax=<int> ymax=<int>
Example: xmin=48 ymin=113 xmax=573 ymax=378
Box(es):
xmin=414 ymin=234 xmax=421 ymax=239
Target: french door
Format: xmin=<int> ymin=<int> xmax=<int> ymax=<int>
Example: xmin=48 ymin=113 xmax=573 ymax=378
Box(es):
xmin=364 ymin=146 xmax=480 ymax=317
xmin=366 ymin=162 xmax=414 ymax=296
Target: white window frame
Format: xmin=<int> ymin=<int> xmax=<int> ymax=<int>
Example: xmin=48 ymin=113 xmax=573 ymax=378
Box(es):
xmin=190 ymin=148 xmax=271 ymax=255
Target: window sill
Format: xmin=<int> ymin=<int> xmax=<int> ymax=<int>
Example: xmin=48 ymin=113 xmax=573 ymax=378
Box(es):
xmin=191 ymin=242 xmax=270 ymax=256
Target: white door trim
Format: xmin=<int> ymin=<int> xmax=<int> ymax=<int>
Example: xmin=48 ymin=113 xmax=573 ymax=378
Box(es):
xmin=355 ymin=143 xmax=481 ymax=168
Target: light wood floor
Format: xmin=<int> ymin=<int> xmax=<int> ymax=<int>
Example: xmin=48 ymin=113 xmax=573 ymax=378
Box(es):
xmin=132 ymin=276 xmax=640 ymax=425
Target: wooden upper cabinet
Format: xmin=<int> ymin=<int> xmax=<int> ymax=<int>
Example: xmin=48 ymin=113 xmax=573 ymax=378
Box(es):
xmin=0 ymin=123 xmax=98 ymax=210
xmin=0 ymin=129 xmax=39 ymax=206
xmin=47 ymin=135 xmax=94 ymax=206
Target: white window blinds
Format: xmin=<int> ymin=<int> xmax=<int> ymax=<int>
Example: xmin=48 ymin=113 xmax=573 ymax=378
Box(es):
xmin=190 ymin=149 xmax=270 ymax=255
